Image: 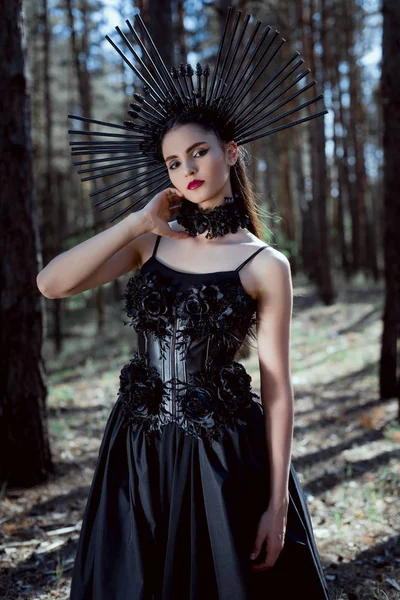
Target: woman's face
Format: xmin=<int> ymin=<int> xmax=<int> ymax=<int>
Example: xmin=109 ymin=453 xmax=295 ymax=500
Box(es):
xmin=161 ymin=123 xmax=238 ymax=208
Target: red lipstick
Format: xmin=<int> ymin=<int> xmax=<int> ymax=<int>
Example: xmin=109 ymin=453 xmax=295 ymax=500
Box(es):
xmin=187 ymin=180 xmax=205 ymax=190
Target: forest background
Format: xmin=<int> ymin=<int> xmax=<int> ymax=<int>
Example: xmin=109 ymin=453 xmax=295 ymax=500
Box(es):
xmin=0 ymin=0 xmax=399 ymax=599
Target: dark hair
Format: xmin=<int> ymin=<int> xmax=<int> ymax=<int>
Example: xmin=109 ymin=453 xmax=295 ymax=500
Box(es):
xmin=159 ymin=111 xmax=266 ymax=355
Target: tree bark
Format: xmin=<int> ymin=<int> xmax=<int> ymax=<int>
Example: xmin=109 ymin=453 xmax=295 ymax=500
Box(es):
xmin=279 ymin=0 xmax=296 ymax=267
xmin=148 ymin=0 xmax=173 ymax=66
xmin=65 ymin=0 xmax=104 ymax=331
xmin=300 ymin=0 xmax=334 ymax=302
xmin=311 ymin=0 xmax=334 ymax=303
xmin=380 ymin=0 xmax=400 ymax=411
xmin=41 ymin=0 xmax=64 ymax=354
xmin=176 ymin=0 xmax=186 ymax=65
xmin=0 ymin=0 xmax=53 ymax=487
xmin=328 ymin=0 xmax=350 ymax=277
xmin=295 ymin=0 xmax=314 ymax=277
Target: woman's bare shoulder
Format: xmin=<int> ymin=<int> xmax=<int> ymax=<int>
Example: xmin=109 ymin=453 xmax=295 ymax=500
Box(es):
xmin=250 ymin=240 xmax=289 ymax=278
xmin=240 ymin=232 xmax=291 ymax=299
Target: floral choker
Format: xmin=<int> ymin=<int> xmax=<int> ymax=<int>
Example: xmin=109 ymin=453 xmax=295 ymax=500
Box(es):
xmin=176 ymin=194 xmax=250 ymax=239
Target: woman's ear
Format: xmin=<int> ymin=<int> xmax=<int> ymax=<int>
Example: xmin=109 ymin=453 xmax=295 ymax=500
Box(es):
xmin=226 ymin=140 xmax=239 ymax=166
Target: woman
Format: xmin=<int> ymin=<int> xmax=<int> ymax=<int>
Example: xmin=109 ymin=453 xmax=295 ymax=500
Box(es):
xmin=37 ymin=112 xmax=330 ymax=599
xmin=38 ymin=7 xmax=331 ymax=598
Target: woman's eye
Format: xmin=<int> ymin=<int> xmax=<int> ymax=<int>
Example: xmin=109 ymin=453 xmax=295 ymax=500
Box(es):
xmin=168 ymin=148 xmax=208 ymax=170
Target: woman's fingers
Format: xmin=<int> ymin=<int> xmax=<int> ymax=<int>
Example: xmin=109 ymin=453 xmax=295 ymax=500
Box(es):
xmin=165 ymin=187 xmax=183 ymax=201
xmin=143 ymin=186 xmax=188 ymax=238
xmin=250 ymin=537 xmax=285 ymax=572
xmin=165 ymin=188 xmax=184 ymax=214
xmin=250 ymin=506 xmax=287 ymax=572
xmin=155 ymin=219 xmax=190 ymax=239
xmin=249 ymin=531 xmax=264 ymax=561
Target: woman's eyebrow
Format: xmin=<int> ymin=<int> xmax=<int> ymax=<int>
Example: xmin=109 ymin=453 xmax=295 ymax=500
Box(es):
xmin=165 ymin=141 xmax=207 ymax=162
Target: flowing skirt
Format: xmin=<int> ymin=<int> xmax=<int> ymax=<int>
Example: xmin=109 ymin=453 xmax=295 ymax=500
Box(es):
xmin=70 ymin=399 xmax=330 ymax=599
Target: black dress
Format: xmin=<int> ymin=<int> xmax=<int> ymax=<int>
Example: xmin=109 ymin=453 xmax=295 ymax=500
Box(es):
xmin=69 ymin=234 xmax=330 ymax=600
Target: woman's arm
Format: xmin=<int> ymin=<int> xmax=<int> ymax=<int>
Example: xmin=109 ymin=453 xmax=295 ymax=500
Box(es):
xmin=36 ymin=212 xmax=150 ymax=299
xmin=249 ymin=250 xmax=294 ymax=572
xmin=36 ymin=187 xmax=186 ymax=299
xmin=256 ymin=251 xmax=294 ymax=508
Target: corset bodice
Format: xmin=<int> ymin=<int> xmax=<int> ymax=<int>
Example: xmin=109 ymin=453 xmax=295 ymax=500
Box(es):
xmin=118 ymin=235 xmax=268 ymax=444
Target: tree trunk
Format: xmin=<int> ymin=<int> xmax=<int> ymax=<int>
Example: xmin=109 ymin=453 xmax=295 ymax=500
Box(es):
xmin=135 ymin=0 xmax=148 ymax=22
xmin=148 ymin=0 xmax=173 ymax=66
xmin=0 ymin=0 xmax=53 ymax=487
xmin=328 ymin=0 xmax=350 ymax=277
xmin=311 ymin=0 xmax=334 ymax=304
xmin=334 ymin=52 xmax=353 ymax=277
xmin=380 ymin=0 xmax=400 ymax=412
xmin=301 ymin=0 xmax=334 ymax=302
xmin=279 ymin=0 xmax=296 ymax=267
xmin=292 ymin=126 xmax=311 ymax=275
xmin=176 ymin=0 xmax=186 ymax=65
xmin=40 ymin=0 xmax=63 ymax=354
xmin=53 ymin=171 xmax=67 ymax=352
xmin=65 ymin=0 xmax=104 ymax=331
xmin=295 ymin=0 xmax=314 ymax=277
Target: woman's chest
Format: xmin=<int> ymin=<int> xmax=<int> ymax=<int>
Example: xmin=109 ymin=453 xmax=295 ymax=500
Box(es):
xmin=123 ymin=265 xmax=258 ymax=340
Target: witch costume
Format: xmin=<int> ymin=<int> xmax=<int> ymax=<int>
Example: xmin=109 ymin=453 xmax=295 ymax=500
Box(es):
xmin=67 ymin=6 xmax=331 ymax=599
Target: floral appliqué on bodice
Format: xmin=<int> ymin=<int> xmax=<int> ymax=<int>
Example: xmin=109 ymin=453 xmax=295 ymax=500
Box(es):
xmin=117 ymin=237 xmax=267 ymax=445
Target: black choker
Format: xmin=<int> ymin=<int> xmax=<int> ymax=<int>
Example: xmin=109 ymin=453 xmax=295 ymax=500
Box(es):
xmin=176 ymin=194 xmax=250 ymax=239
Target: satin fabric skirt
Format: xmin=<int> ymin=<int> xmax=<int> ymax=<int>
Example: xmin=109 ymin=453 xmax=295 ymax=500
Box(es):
xmin=69 ymin=399 xmax=330 ymax=599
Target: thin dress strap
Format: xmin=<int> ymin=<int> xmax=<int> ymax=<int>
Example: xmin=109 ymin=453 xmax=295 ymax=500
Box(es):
xmin=152 ymin=234 xmax=162 ymax=258
xmin=235 ymin=245 xmax=268 ymax=273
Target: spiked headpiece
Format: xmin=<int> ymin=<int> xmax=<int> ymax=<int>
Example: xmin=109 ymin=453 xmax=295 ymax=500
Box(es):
xmin=68 ymin=6 xmax=328 ymax=223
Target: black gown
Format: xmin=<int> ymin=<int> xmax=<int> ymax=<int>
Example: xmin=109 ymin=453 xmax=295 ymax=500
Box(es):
xmin=69 ymin=234 xmax=330 ymax=600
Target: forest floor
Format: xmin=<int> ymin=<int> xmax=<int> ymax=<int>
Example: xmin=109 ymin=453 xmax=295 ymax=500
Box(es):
xmin=0 ymin=273 xmax=399 ymax=600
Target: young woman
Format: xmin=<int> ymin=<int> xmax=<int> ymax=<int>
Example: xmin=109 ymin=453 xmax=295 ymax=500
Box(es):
xmin=37 ymin=112 xmax=330 ymax=598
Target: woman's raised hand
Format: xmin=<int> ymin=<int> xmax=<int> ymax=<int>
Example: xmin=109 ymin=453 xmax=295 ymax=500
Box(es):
xmin=140 ymin=187 xmax=190 ymax=239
